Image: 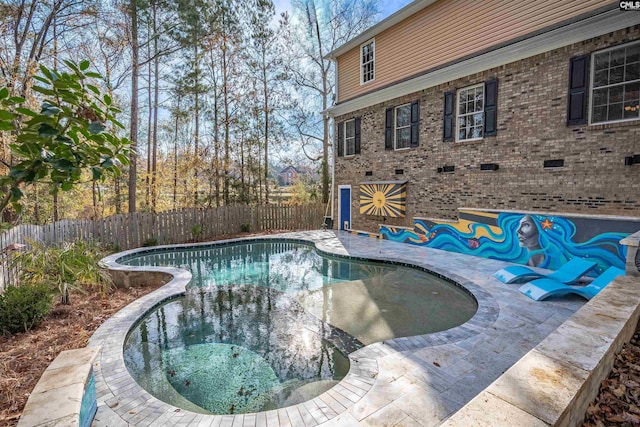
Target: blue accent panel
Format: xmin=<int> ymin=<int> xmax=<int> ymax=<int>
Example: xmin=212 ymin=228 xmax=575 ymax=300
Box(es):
xmin=80 ymin=368 xmax=97 ymax=427
xmin=340 ymin=188 xmax=351 ymax=230
xmin=380 ymin=212 xmax=633 ymax=275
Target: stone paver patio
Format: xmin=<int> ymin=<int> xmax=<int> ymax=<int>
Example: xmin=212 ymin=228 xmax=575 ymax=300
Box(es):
xmin=90 ymin=230 xmax=586 ymax=426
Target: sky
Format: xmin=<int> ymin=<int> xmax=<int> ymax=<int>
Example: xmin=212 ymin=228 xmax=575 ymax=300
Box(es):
xmin=272 ymin=0 xmax=415 ymax=30
xmin=265 ymin=0 xmax=414 ymax=166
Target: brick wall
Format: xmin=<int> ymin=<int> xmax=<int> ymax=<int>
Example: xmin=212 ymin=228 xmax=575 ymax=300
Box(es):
xmin=333 ymin=26 xmax=640 ymax=232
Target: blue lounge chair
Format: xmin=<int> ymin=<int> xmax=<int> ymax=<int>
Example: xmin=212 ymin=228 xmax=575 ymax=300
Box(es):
xmin=519 ymin=266 xmax=625 ymax=301
xmin=493 ymin=257 xmax=596 ymax=284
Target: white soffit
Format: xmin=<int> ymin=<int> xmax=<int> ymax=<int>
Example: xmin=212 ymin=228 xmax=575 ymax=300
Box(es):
xmin=326 ymin=9 xmax=640 ymax=118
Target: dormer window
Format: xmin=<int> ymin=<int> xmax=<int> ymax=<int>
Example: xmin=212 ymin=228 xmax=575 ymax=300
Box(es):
xmin=361 ymin=39 xmax=375 ymax=84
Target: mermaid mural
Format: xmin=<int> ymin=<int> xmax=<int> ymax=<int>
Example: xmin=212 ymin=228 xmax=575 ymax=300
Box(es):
xmin=379 ymin=210 xmax=637 ymax=274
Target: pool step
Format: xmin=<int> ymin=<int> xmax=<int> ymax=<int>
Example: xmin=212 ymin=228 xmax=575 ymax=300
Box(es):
xmin=282 ymin=380 xmax=339 ymax=406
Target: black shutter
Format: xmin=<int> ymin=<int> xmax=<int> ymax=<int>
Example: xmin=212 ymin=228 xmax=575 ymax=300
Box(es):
xmin=567 ymin=55 xmax=589 ymax=125
xmin=484 ymin=78 xmax=498 ymax=136
xmin=385 ymin=108 xmax=393 ymax=150
xmin=410 ymin=100 xmax=420 ymax=147
xmin=337 ymin=121 xmax=344 ymax=157
xmin=354 ymin=117 xmax=361 ymax=155
xmin=443 ymin=91 xmax=454 ymax=142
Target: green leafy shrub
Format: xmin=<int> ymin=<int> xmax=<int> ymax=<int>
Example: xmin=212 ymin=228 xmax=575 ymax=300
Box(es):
xmin=240 ymin=223 xmax=250 ymax=233
xmin=12 ymin=239 xmax=113 ymax=298
xmin=142 ymin=237 xmax=158 ymax=247
xmin=0 ymin=283 xmax=52 ymax=335
xmin=0 ymin=60 xmax=131 ymax=216
xmin=190 ymin=224 xmax=203 ymax=237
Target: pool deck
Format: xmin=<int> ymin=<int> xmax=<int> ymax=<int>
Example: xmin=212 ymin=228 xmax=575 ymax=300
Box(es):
xmin=91 ymin=230 xmax=586 ymax=426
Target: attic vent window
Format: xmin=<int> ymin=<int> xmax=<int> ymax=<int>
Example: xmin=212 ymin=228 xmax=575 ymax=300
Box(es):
xmin=360 ymin=39 xmax=375 ymax=84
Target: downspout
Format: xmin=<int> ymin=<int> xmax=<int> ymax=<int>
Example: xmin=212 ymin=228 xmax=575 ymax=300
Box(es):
xmin=330 ymin=59 xmax=338 ymax=223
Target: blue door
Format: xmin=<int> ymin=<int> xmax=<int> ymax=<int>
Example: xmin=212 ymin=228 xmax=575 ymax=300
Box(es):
xmin=339 ymin=187 xmax=351 ymax=230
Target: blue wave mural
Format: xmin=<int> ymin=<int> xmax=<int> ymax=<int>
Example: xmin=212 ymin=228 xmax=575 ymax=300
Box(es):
xmin=380 ymin=211 xmax=637 ymax=274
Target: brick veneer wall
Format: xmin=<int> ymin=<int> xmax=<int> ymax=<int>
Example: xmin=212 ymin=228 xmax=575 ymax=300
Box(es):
xmin=333 ymin=26 xmax=640 ymax=233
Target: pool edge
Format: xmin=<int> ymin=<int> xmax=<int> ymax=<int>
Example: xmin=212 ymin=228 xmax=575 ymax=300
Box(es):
xmin=90 ymin=230 xmax=501 ymax=426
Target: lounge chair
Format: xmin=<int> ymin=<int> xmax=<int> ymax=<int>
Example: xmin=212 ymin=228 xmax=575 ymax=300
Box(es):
xmin=519 ymin=266 xmax=625 ymax=301
xmin=493 ymin=257 xmax=596 ymax=284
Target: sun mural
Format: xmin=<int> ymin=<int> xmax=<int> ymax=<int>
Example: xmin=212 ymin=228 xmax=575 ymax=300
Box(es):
xmin=359 ymin=181 xmax=407 ymax=217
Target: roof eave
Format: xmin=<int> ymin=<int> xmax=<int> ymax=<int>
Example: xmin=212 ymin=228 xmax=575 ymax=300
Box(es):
xmin=325 ymin=7 xmax=635 ymax=118
xmin=325 ymin=0 xmax=439 ymax=61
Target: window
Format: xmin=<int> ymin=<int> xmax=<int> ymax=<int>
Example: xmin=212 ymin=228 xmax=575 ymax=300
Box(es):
xmin=394 ymin=104 xmax=411 ymax=149
xmin=385 ymin=101 xmax=419 ymax=150
xmin=590 ymin=42 xmax=640 ymax=124
xmin=361 ymin=39 xmax=375 ymax=84
xmin=336 ymin=118 xmax=360 ymax=157
xmin=344 ymin=119 xmax=355 ymax=156
xmin=456 ymin=84 xmax=484 ymax=141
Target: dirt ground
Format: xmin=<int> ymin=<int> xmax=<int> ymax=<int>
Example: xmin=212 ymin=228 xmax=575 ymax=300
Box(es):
xmin=582 ymin=325 xmax=640 ymax=427
xmin=0 ymin=283 xmax=164 ymax=426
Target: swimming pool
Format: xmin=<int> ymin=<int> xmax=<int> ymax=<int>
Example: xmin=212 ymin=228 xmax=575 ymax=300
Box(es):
xmin=120 ymin=240 xmax=477 ymax=415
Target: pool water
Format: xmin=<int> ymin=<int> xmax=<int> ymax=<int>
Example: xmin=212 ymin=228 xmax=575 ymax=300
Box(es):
xmin=122 ymin=241 xmax=477 ymax=414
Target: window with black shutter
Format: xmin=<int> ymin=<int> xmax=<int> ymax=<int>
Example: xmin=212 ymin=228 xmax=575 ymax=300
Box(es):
xmin=385 ymin=108 xmax=393 ymax=150
xmin=443 ymin=91 xmax=454 ymax=142
xmin=588 ymin=41 xmax=640 ymax=125
xmin=567 ymin=55 xmax=589 ymax=125
xmin=385 ymin=101 xmax=420 ymax=150
xmin=447 ymin=79 xmax=499 ymax=142
xmin=410 ymin=100 xmax=420 ymax=147
xmin=354 ymin=117 xmax=361 ymax=154
xmin=484 ymin=78 xmax=498 ymax=136
xmin=337 ymin=118 xmax=361 ymax=157
xmin=337 ymin=121 xmax=344 ymax=157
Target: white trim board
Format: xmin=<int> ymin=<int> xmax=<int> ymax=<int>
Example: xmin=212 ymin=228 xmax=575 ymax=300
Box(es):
xmin=337 ymin=185 xmax=352 ymax=230
xmin=326 ymin=9 xmax=640 ymax=118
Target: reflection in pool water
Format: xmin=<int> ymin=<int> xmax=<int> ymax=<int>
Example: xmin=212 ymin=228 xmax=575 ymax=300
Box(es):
xmin=122 ymin=241 xmax=477 ymax=414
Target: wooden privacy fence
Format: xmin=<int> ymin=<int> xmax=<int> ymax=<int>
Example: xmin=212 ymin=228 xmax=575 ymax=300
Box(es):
xmin=0 ymin=203 xmax=325 ymax=292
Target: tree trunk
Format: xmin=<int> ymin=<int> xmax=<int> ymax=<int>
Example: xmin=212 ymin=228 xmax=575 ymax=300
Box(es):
xmin=194 ymin=41 xmax=200 ymax=206
xmin=240 ymin=130 xmax=245 ymax=202
xmin=222 ymin=38 xmax=230 ymax=205
xmin=210 ymin=50 xmax=221 ymax=208
xmin=53 ymin=192 xmax=59 ymax=222
xmin=128 ymin=0 xmax=139 ymax=213
xmin=173 ymin=95 xmax=181 ymax=209
xmin=151 ymin=0 xmax=159 ymax=211
xmin=145 ymin=34 xmax=152 ymax=208
xmin=312 ymin=6 xmax=330 ymax=205
xmin=262 ymin=46 xmax=269 ymax=205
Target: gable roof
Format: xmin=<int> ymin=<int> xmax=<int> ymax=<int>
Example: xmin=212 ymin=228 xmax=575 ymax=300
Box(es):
xmin=279 ymin=166 xmax=298 ymax=174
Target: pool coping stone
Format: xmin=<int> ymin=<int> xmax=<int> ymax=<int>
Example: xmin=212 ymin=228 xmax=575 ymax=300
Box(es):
xmin=90 ymin=230 xmax=591 ymax=426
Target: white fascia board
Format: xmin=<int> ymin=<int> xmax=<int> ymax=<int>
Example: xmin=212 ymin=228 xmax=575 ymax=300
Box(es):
xmin=326 ymin=0 xmax=438 ymax=60
xmin=326 ymin=9 xmax=640 ymax=118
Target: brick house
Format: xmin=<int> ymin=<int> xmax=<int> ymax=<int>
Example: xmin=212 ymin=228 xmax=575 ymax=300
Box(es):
xmin=278 ymin=166 xmax=299 ymax=186
xmin=326 ymin=0 xmax=640 ymax=235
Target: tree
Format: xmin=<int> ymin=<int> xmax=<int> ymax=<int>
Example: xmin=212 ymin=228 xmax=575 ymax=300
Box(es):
xmin=128 ymin=0 xmax=140 ymax=213
xmin=0 ymin=61 xmax=131 ymax=216
xmin=282 ymin=0 xmax=378 ymax=204
xmin=249 ymin=0 xmax=276 ymax=204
